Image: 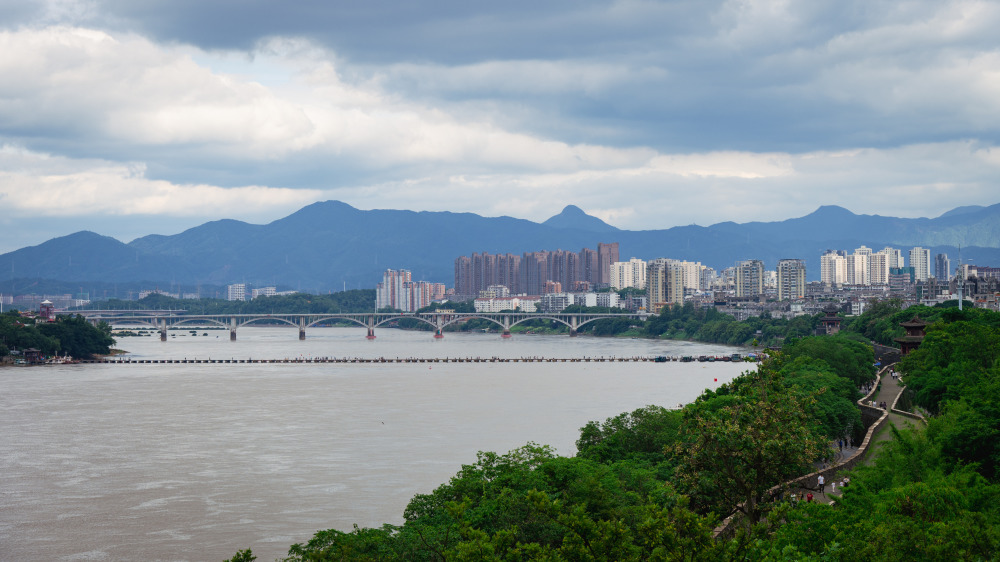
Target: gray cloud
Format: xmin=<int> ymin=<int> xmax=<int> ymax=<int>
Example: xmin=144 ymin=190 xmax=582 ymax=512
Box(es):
xmin=0 ymin=0 xmax=998 ymax=255
xmin=3 ymin=1 xmax=997 ymax=154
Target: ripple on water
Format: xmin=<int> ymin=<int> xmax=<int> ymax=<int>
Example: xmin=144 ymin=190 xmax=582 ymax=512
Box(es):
xmin=2 ymin=328 xmax=751 ymax=562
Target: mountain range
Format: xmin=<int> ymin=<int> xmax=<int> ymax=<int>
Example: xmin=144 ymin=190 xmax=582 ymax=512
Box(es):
xmin=3 ymin=201 xmax=1000 ymax=293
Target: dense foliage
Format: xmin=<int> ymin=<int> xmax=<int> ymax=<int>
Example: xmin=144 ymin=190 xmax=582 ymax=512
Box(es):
xmin=644 ymin=302 xmax=819 ymax=346
xmin=84 ymin=290 xmax=379 ymax=314
xmin=0 ymin=311 xmax=115 ymax=358
xmin=224 ymin=335 xmax=880 ymax=561
xmin=672 ymin=364 xmax=831 ymax=525
xmin=229 ymin=311 xmax=1000 ymax=559
xmin=748 ymin=309 xmax=1000 ymax=560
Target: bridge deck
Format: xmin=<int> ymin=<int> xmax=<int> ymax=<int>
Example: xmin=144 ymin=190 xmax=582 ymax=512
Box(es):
xmin=87 ymin=355 xmax=753 ymax=365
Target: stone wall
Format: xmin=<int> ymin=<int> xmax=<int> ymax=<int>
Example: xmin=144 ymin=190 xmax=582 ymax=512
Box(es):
xmin=890 ymin=376 xmax=927 ymax=423
xmin=713 ymin=365 xmax=892 ymax=540
xmin=872 ymin=343 xmax=901 ymax=366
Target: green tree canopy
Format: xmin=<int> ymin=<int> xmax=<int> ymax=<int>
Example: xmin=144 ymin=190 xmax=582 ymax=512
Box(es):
xmin=673 ymin=363 xmax=830 ymax=525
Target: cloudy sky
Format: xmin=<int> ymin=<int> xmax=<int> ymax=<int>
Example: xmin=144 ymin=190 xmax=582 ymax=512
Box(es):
xmin=1 ymin=0 xmax=999 ymax=253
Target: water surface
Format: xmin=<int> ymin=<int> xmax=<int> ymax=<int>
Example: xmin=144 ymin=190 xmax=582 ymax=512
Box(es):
xmin=1 ymin=327 xmax=750 ymax=561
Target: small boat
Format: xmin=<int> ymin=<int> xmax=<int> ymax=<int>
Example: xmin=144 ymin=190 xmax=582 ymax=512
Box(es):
xmin=45 ymin=355 xmax=74 ymax=364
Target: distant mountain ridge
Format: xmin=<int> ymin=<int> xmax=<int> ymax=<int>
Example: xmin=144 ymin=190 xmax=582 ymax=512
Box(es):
xmin=2 ymin=201 xmax=1000 ymax=292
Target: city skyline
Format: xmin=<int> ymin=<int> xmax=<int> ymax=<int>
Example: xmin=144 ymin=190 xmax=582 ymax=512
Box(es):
xmin=2 ymin=1 xmax=1000 ymax=254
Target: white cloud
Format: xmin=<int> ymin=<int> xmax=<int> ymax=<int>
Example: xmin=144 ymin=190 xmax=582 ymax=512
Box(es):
xmin=0 ymin=3 xmax=999 ymax=246
xmin=0 ymin=145 xmax=321 ymax=216
xmin=0 ymin=26 xmax=656 ymax=174
xmin=330 ymin=140 xmax=1000 ymax=229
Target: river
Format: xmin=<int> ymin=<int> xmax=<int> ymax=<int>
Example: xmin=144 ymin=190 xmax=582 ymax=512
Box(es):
xmin=1 ymin=327 xmax=751 ymax=561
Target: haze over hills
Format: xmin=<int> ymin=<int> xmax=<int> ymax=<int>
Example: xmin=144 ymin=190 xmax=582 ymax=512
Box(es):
xmin=2 ymin=201 xmax=999 ymax=293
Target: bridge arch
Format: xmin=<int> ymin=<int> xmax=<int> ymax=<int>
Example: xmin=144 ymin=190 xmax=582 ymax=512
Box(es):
xmin=437 ymin=315 xmax=507 ymax=331
xmin=306 ymin=316 xmax=369 ymax=330
xmin=168 ymin=317 xmax=230 ymax=329
xmin=373 ymin=315 xmax=439 ymax=330
xmin=509 ymin=315 xmax=573 ymax=331
xmin=235 ymin=316 xmax=298 ymax=329
xmin=110 ymin=318 xmax=159 ymax=330
xmin=566 ymin=315 xmax=630 ymax=330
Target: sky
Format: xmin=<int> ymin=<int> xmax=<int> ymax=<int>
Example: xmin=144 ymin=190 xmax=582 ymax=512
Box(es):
xmin=1 ymin=0 xmax=999 ymax=254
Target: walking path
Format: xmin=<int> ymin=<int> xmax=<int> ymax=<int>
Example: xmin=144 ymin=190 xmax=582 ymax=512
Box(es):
xmin=858 ymin=370 xmax=917 ymax=468
xmin=715 ymin=363 xmax=926 ymax=535
xmin=788 ymin=367 xmax=917 ymax=505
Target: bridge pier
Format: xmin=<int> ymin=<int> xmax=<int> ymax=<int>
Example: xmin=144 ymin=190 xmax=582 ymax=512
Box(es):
xmin=502 ymin=329 xmax=511 ymax=338
xmin=230 ymin=317 xmax=237 ymax=341
xmin=434 ymin=329 xmax=444 ymax=339
xmin=569 ymin=329 xmax=578 ymax=337
xmin=159 ymin=319 xmax=167 ymax=341
xmin=366 ymin=327 xmax=376 ymax=340
xmin=299 ymin=317 xmax=306 ymax=340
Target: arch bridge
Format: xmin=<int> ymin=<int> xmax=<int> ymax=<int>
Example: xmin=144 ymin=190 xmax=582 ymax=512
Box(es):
xmin=78 ymin=311 xmax=647 ymax=341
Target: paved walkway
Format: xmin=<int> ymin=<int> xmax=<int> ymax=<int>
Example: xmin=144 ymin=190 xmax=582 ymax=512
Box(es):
xmin=788 ymin=368 xmax=917 ymax=505
xmin=858 ymin=370 xmax=918 ymax=469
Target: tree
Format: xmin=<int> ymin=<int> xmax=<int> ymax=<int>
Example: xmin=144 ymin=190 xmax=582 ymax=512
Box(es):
xmin=781 ymin=334 xmax=876 ymax=386
xmin=780 ymin=357 xmax=863 ymax=441
xmin=901 ymin=320 xmax=1000 ymax=413
xmin=576 ymin=405 xmax=682 ymax=466
xmin=224 ymin=549 xmax=256 ymax=562
xmin=673 ymin=364 xmax=829 ymax=525
xmin=37 ymin=315 xmax=115 ymax=358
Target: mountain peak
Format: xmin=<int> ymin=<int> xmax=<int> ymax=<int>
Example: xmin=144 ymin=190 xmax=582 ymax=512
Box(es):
xmin=807 ymin=205 xmax=856 ymax=218
xmin=542 ymin=205 xmax=619 ymax=232
xmin=938 ymin=205 xmax=986 ymax=219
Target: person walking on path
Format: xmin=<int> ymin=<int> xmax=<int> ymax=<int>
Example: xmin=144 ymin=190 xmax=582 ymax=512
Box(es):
xmin=817 ymin=475 xmax=825 ymax=495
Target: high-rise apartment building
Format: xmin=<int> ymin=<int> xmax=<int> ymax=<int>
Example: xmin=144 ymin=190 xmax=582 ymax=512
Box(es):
xmin=869 ymin=252 xmax=890 ymax=285
xmin=376 ymin=269 xmax=411 ymax=310
xmin=820 ymin=250 xmax=847 ymax=285
xmin=822 ymin=246 xmax=902 ymax=286
xmin=646 ymin=259 xmax=684 ymax=313
xmin=610 ymin=258 xmax=647 ymax=290
xmin=935 ymin=253 xmax=951 ymax=280
xmin=909 ymin=247 xmax=931 ymax=282
xmin=519 ymin=251 xmax=549 ymax=296
xmin=675 ymin=260 xmax=708 ymax=293
xmin=579 ymin=248 xmax=598 ymax=287
xmin=456 ymin=243 xmax=618 ymax=298
xmin=776 ymin=259 xmax=806 ymax=300
xmin=376 ymin=269 xmax=441 ymax=312
xmin=847 ymin=246 xmax=872 ymax=285
xmin=735 ymin=259 xmax=764 ymax=298
xmin=597 ymin=242 xmax=619 ymax=287
xmin=882 ymin=247 xmax=904 ymax=269
xmin=454 ymin=256 xmax=472 ymax=297
xmin=226 ymin=283 xmax=246 ymax=302
xmin=454 ymin=252 xmax=521 ymax=297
